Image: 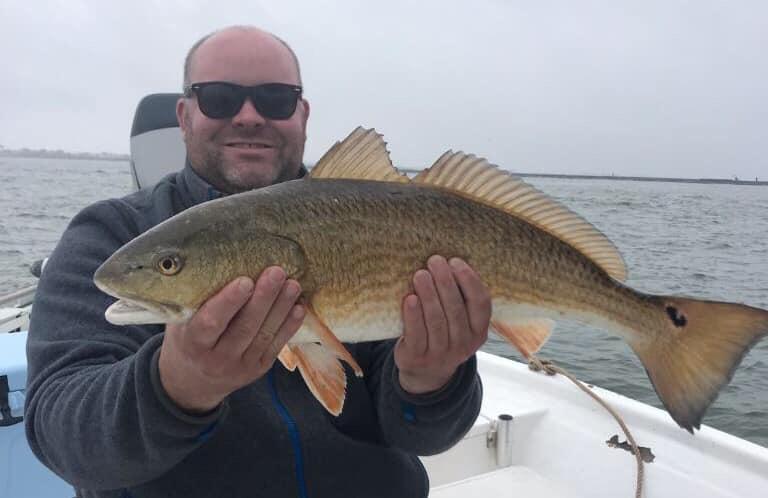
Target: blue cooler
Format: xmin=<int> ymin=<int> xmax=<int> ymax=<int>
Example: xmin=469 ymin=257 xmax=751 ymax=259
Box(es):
xmin=0 ymin=331 xmax=75 ymax=498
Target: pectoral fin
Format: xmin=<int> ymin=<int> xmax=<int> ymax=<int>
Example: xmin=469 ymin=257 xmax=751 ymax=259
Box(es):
xmin=277 ymin=345 xmax=299 ymax=372
xmin=304 ymin=303 xmax=364 ymax=378
xmin=284 ymin=303 xmax=364 ymax=416
xmin=490 ymin=317 xmax=555 ymax=358
xmin=291 ymin=343 xmax=348 ymax=416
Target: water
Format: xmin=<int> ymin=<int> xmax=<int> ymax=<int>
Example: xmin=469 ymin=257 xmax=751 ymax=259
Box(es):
xmin=0 ymin=157 xmax=134 ymax=291
xmin=1 ymin=157 xmax=766 ymax=447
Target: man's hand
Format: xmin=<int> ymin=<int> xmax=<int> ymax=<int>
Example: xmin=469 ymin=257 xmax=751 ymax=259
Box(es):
xmin=158 ymin=267 xmax=305 ymax=413
xmin=395 ymin=255 xmax=491 ymax=394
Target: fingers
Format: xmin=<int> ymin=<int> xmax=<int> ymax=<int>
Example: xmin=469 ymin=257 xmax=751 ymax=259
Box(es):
xmin=427 ymin=255 xmax=472 ymax=348
xmin=400 ymin=294 xmax=428 ymax=356
xmin=159 ymin=276 xmax=258 ymax=413
xmin=449 ymin=257 xmax=492 ymax=341
xmin=410 ymin=255 xmax=484 ymax=356
xmin=214 ymin=267 xmax=296 ymax=358
xmin=243 ymin=279 xmax=301 ymax=355
xmin=243 ymin=303 xmax=305 ymax=372
xmin=395 ymin=255 xmax=491 ymax=395
xmin=412 ymin=267 xmax=450 ymax=352
xmin=181 ymin=276 xmax=256 ymax=352
xmin=159 ymin=266 xmax=306 ymax=412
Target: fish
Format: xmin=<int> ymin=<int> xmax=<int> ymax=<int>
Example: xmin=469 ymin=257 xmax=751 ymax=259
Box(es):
xmin=93 ymin=127 xmax=768 ymax=432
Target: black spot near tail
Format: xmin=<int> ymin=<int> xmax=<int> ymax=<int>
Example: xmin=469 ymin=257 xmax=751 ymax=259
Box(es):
xmin=666 ymin=306 xmax=688 ymax=327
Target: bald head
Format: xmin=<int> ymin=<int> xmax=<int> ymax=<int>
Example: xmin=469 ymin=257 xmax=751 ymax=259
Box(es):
xmin=183 ymin=26 xmax=302 ymax=89
xmin=176 ymin=25 xmax=310 ymax=194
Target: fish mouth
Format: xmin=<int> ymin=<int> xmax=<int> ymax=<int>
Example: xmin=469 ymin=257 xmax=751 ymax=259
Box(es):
xmin=95 ymin=279 xmax=192 ymax=325
xmin=104 ymin=297 xmax=192 ymax=325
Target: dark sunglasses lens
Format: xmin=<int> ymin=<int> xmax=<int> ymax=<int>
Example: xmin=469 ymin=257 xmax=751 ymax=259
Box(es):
xmin=253 ymin=84 xmax=299 ymax=119
xmin=197 ymin=84 xmax=244 ymax=119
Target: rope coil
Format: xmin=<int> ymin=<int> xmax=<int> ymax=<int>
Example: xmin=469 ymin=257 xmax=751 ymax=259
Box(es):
xmin=528 ymin=355 xmax=644 ymax=498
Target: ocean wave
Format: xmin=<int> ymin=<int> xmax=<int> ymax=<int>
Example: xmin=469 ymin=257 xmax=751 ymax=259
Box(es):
xmin=707 ymin=242 xmax=734 ymax=250
xmin=691 ymin=272 xmax=715 ymax=281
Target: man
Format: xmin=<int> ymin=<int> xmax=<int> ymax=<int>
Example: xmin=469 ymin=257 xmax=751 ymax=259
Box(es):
xmin=25 ymin=26 xmax=488 ymax=498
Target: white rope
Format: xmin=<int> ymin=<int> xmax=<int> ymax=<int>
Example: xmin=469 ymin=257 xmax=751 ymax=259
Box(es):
xmin=528 ymin=355 xmax=644 ymax=498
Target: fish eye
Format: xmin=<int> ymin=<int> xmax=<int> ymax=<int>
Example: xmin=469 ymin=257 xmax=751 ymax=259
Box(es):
xmin=155 ymin=254 xmax=183 ymax=276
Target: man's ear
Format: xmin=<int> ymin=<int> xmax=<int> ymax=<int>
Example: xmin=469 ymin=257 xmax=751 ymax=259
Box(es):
xmin=176 ymin=97 xmax=188 ymax=135
xmin=299 ymin=98 xmax=310 ymax=131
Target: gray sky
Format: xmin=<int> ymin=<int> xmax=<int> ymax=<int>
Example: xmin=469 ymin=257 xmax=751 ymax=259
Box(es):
xmin=2 ymin=0 xmax=766 ymax=178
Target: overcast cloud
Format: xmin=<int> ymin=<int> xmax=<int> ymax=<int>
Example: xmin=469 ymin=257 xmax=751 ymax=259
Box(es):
xmin=1 ymin=0 xmax=766 ymax=178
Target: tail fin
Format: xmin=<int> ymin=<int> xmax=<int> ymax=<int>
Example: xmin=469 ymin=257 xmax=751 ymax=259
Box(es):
xmin=632 ymin=296 xmax=768 ymax=433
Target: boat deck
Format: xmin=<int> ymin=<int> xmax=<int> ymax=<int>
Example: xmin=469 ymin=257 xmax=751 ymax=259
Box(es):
xmin=432 ymin=466 xmax=572 ymax=497
xmin=420 ymin=351 xmax=768 ymax=498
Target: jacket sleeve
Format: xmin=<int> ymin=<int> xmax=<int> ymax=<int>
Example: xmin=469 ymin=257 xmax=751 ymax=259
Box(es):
xmin=364 ymin=339 xmax=483 ymax=456
xmin=24 ymin=200 xmax=228 ymax=491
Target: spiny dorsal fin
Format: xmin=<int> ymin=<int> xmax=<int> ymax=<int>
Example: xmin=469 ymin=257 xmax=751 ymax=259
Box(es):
xmin=414 ymin=151 xmax=628 ymax=281
xmin=310 ymin=127 xmax=409 ymax=183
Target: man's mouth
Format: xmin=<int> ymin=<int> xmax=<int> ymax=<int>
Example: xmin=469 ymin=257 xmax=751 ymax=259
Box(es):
xmin=226 ymin=142 xmax=273 ymax=149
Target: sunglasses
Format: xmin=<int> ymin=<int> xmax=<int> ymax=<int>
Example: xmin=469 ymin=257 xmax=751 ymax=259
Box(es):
xmin=183 ymin=81 xmax=303 ymax=120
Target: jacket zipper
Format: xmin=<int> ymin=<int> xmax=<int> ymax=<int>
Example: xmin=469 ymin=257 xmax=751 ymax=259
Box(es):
xmin=268 ymin=367 xmax=309 ymax=498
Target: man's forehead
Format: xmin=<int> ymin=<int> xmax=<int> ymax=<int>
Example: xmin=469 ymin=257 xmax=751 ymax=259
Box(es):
xmin=189 ymin=29 xmax=299 ymax=84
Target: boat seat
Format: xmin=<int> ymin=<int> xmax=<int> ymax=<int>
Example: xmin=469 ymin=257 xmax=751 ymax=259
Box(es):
xmin=430 ymin=466 xmax=575 ymax=498
xmin=129 ymin=93 xmax=186 ymax=192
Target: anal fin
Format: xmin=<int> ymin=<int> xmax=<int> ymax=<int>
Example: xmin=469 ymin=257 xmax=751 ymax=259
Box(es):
xmin=491 ymin=318 xmax=554 ymax=358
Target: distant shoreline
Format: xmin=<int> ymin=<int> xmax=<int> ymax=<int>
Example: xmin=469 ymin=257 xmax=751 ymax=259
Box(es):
xmin=0 ymin=150 xmax=128 ymax=162
xmin=400 ymin=169 xmax=767 ymax=186
xmin=1 ymin=153 xmax=763 ymax=185
xmin=511 ymin=172 xmax=767 ymax=186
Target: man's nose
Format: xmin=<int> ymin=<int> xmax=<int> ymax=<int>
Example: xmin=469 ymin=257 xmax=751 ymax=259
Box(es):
xmin=232 ymin=97 xmax=266 ymax=127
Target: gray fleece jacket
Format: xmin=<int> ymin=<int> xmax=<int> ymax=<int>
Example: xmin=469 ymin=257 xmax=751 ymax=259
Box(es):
xmin=24 ymin=164 xmax=483 ymax=498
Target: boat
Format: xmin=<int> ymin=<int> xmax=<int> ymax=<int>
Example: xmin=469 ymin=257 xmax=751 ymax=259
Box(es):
xmin=1 ymin=93 xmax=767 ymax=498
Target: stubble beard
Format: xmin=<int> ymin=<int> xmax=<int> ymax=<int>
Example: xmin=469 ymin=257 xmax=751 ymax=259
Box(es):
xmin=184 ymin=124 xmax=304 ymax=194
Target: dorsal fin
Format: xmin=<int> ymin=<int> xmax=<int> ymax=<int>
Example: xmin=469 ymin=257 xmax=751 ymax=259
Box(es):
xmin=310 ymin=127 xmax=409 ymax=183
xmin=414 ymin=151 xmax=628 ymax=281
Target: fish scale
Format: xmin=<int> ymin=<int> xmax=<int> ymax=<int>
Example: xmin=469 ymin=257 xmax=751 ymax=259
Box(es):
xmin=267 ymin=179 xmax=612 ymax=331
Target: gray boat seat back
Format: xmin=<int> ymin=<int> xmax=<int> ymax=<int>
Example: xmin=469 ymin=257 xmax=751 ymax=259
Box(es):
xmin=129 ymin=93 xmax=186 ymax=192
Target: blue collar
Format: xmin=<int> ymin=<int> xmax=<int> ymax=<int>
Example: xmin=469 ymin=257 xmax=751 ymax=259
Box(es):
xmin=180 ymin=161 xmax=224 ymax=206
